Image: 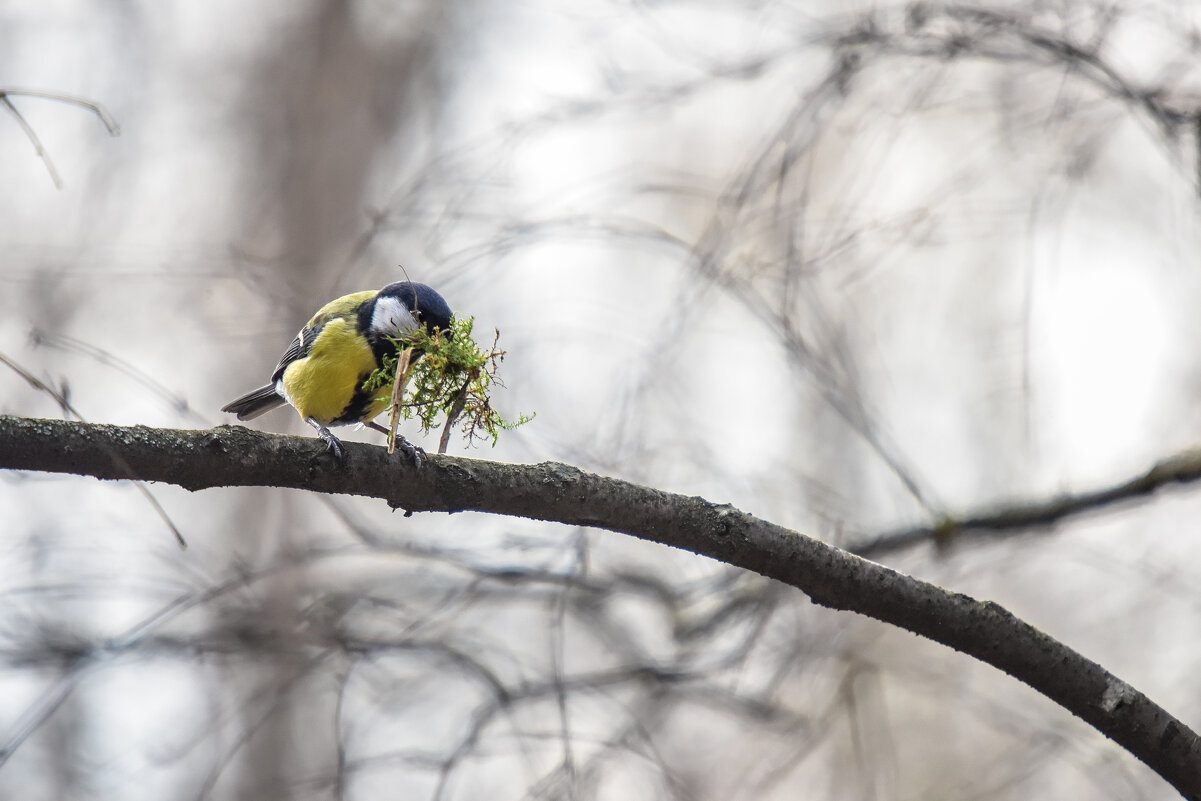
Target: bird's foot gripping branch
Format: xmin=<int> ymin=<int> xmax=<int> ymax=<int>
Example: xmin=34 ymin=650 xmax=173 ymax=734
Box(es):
xmin=363 ymin=316 xmax=534 ymax=454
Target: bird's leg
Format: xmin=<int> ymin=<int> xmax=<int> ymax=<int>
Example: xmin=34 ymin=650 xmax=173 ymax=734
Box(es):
xmin=306 ymin=417 xmax=345 ymax=463
xmin=362 ymin=419 xmax=422 ymax=468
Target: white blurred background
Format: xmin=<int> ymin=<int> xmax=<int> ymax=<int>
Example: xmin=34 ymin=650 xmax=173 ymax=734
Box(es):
xmin=3 ymin=1 xmax=1201 ymax=799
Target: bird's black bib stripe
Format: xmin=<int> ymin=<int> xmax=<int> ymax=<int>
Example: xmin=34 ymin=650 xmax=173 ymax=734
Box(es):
xmin=330 ymin=385 xmax=379 ymax=425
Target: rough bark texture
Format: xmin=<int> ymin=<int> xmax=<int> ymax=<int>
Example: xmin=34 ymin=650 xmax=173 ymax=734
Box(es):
xmin=2 ymin=415 xmax=1199 ymax=798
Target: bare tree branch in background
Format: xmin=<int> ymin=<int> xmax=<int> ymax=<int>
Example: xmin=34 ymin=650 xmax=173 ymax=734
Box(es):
xmin=830 ymin=5 xmax=1201 ymax=160
xmin=855 ymin=446 xmax=1201 ymax=558
xmin=0 ymin=88 xmax=120 ymax=188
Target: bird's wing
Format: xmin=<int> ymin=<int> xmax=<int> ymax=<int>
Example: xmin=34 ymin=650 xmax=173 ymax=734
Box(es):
xmin=269 ymin=324 xmax=320 ymax=383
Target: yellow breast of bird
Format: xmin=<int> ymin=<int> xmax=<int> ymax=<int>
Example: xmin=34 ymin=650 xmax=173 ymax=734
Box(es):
xmin=280 ymin=318 xmax=377 ymax=424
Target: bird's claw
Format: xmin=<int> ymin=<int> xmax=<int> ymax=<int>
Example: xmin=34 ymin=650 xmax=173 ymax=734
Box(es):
xmin=395 ymin=436 xmax=424 ymax=469
xmin=316 ymin=426 xmax=346 ymax=463
xmin=366 ymin=421 xmax=422 ymax=467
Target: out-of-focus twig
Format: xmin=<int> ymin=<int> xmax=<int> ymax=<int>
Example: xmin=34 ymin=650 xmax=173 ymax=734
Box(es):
xmin=854 ymin=448 xmax=1201 ymax=559
xmin=0 ymin=87 xmax=121 ymax=189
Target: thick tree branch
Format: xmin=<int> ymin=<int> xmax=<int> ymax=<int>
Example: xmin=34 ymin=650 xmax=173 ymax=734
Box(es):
xmin=1 ymin=415 xmax=1199 ymax=797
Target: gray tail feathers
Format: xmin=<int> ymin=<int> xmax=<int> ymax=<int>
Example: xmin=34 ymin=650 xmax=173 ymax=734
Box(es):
xmin=221 ymin=385 xmax=286 ymax=420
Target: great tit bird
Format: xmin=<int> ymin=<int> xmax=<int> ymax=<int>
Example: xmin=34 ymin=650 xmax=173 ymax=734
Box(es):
xmin=222 ymin=281 xmax=453 ymax=462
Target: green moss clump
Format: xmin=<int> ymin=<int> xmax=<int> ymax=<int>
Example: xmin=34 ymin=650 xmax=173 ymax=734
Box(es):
xmin=362 ymin=316 xmax=534 ymax=451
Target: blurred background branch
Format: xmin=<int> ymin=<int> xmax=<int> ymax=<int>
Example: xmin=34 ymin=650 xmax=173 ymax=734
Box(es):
xmin=0 ymin=87 xmax=119 ymax=188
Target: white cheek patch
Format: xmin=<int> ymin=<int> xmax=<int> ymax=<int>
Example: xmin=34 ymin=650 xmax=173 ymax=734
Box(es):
xmin=371 ymin=296 xmax=419 ymax=337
